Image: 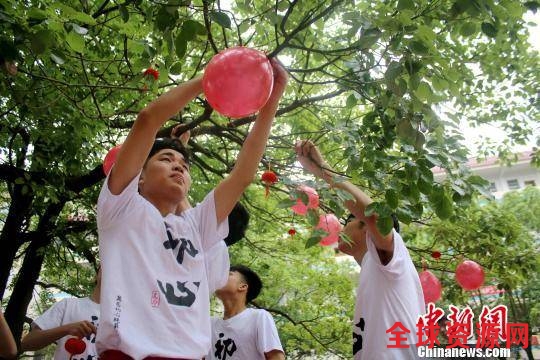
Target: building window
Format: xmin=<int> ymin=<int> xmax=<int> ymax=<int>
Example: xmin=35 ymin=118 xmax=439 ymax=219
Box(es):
xmin=489 ymin=182 xmax=497 ymax=192
xmin=524 ymin=180 xmax=536 ymax=187
xmin=507 ymin=179 xmax=520 ymax=190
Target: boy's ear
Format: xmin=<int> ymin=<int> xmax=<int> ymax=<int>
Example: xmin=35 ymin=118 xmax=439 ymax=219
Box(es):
xmin=239 ymin=283 xmax=248 ymax=292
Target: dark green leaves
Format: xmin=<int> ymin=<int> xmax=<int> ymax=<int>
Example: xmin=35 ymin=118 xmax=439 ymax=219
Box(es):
xmin=429 ymin=186 xmax=453 ymax=220
xmin=481 ymin=22 xmax=497 ymax=38
xmin=30 ymin=30 xmax=55 ymax=54
xmin=210 ymin=11 xmax=231 ymax=29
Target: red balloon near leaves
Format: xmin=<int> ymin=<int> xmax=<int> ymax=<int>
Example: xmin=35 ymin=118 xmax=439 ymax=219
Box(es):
xmin=203 ymin=46 xmax=274 ymax=118
xmin=261 ymin=170 xmax=278 ymax=198
xmin=455 ymin=260 xmax=485 ymax=291
xmin=316 ymin=214 xmax=342 ymax=246
xmin=419 ymin=270 xmax=442 ymax=304
xmin=103 ymin=144 xmax=122 ymax=176
xmin=291 ymin=185 xmax=320 ymax=215
xmin=431 ymin=251 xmax=441 ymax=259
xmin=65 ymin=337 xmax=86 ymax=356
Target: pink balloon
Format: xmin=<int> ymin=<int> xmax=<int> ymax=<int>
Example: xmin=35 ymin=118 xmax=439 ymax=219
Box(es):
xmin=419 ymin=270 xmax=442 ymax=304
xmin=316 ymin=214 xmax=342 ymax=246
xmin=203 ymin=46 xmax=274 ymax=118
xmin=103 ymin=144 xmax=122 ymax=176
xmin=455 ymin=260 xmax=485 ymax=291
xmin=291 ymin=185 xmax=320 ymax=215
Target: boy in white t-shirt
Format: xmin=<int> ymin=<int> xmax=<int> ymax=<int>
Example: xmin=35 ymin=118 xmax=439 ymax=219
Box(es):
xmin=21 ymin=268 xmax=101 ymax=360
xmin=295 ymin=140 xmax=425 ymax=360
xmin=97 ymin=61 xmax=288 ymax=360
xmin=208 ymin=265 xmax=284 ymax=360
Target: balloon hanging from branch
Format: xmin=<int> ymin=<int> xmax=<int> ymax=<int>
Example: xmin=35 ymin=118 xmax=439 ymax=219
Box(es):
xmin=455 ymin=260 xmax=485 ymax=291
xmin=315 ymin=213 xmax=342 ymax=246
xmin=203 ymin=46 xmax=274 ymax=118
xmin=419 ymin=269 xmax=442 ymax=304
xmin=291 ymin=185 xmax=320 ymax=215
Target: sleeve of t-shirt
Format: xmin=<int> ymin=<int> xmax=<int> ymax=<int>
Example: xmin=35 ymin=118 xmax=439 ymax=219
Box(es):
xmin=366 ymin=230 xmax=410 ymax=280
xmin=190 ymin=190 xmax=229 ymax=251
xmin=256 ymin=310 xmax=284 ymax=355
xmin=32 ymin=299 xmax=68 ymax=332
xmin=205 ymin=240 xmax=230 ymax=293
xmin=97 ymin=173 xmax=141 ymax=230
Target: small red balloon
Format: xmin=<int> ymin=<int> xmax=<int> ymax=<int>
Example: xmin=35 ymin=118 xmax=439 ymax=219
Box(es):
xmin=431 ymin=251 xmax=441 ymax=259
xmin=203 ymin=46 xmax=274 ymax=118
xmin=103 ymin=144 xmax=122 ymax=176
xmin=261 ymin=170 xmax=278 ymax=198
xmin=65 ymin=337 xmax=86 ymax=355
xmin=419 ymin=270 xmax=442 ymax=304
xmin=291 ymin=185 xmax=320 ymax=216
xmin=288 ymin=228 xmax=296 ymax=236
xmin=316 ymin=214 xmax=342 ymax=246
xmin=455 ymin=260 xmax=485 ymax=291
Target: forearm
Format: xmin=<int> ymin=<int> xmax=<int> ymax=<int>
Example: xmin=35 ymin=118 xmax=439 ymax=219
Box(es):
xmin=265 ymin=350 xmax=285 ymax=360
xmin=0 ymin=313 xmax=17 ymax=358
xmin=21 ymin=326 xmax=69 ymax=351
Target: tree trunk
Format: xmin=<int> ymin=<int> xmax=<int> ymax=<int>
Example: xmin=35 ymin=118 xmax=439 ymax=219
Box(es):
xmin=0 ymin=186 xmax=33 ymax=299
xmin=4 ymin=201 xmax=64 ymax=342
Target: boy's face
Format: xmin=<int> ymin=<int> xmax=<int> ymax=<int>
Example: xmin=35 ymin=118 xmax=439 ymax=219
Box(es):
xmin=339 ymin=217 xmax=368 ymax=260
xmin=139 ymin=148 xmax=191 ymax=201
xmin=215 ymin=271 xmax=247 ymax=300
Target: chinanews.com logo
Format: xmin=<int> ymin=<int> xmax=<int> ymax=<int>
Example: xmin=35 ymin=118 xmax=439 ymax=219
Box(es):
xmin=384 ymin=303 xmax=528 ymax=358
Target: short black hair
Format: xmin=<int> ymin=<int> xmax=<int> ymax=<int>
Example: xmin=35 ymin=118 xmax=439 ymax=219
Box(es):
xmin=224 ymin=203 xmax=249 ymax=246
xmin=230 ymin=265 xmax=262 ymax=303
xmin=344 ymin=213 xmax=400 ymax=233
xmin=147 ymin=138 xmax=190 ymax=164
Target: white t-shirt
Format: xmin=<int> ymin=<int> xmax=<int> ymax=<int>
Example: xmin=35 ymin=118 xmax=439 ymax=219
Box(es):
xmin=96 ymin=174 xmax=229 ymax=359
xmin=207 ymin=308 xmax=283 ymax=360
xmin=33 ymin=297 xmax=99 ymax=360
xmin=353 ymin=230 xmax=425 ymax=360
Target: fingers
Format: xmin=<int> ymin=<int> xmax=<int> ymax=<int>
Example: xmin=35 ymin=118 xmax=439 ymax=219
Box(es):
xmin=294 ymin=140 xmax=315 ymax=158
xmin=68 ymin=321 xmax=96 ymax=337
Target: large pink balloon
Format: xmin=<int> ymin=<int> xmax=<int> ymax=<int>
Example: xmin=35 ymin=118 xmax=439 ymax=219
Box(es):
xmin=291 ymin=185 xmax=320 ymax=215
xmin=455 ymin=260 xmax=485 ymax=291
xmin=103 ymin=144 xmax=122 ymax=176
xmin=203 ymin=47 xmax=274 ymax=118
xmin=419 ymin=270 xmax=442 ymax=304
xmin=316 ymin=214 xmax=342 ymax=246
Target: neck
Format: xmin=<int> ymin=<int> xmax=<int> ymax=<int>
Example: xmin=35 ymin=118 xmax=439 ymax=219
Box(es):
xmin=145 ymin=194 xmax=184 ymax=216
xmin=175 ymin=198 xmax=192 ymax=214
xmin=221 ymin=297 xmax=247 ymax=320
xmin=90 ymin=287 xmax=100 ymax=304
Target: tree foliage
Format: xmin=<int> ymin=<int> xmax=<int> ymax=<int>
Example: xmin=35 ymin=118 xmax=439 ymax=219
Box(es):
xmin=0 ymin=0 xmax=538 ymax=357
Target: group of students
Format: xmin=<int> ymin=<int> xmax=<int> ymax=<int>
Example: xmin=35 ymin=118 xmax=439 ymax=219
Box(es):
xmin=3 ymin=58 xmax=425 ymax=359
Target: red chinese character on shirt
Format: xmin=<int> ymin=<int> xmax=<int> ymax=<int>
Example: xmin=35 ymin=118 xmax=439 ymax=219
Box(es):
xmin=446 ymin=305 xmax=474 ymax=349
xmin=416 ymin=303 xmax=444 ymax=348
xmin=386 ymin=322 xmax=411 ymax=348
xmin=506 ymin=323 xmax=529 ymax=349
xmin=476 ymin=305 xmax=508 ymax=349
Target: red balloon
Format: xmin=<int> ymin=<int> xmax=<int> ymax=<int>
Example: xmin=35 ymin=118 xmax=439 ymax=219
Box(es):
xmin=455 ymin=260 xmax=485 ymax=291
xmin=419 ymin=270 xmax=442 ymax=304
xmin=65 ymin=337 xmax=86 ymax=355
xmin=291 ymin=185 xmax=320 ymax=215
xmin=103 ymin=144 xmax=122 ymax=176
xmin=316 ymin=214 xmax=342 ymax=246
xmin=431 ymin=251 xmax=441 ymax=259
xmin=203 ymin=47 xmax=274 ymax=118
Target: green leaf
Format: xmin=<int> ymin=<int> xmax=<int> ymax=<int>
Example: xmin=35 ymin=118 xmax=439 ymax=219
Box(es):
xmin=180 ymin=20 xmax=201 ymax=41
xmin=409 ymin=40 xmax=429 ymax=55
xmin=306 ymin=229 xmax=328 ymax=248
xmin=119 ymin=5 xmax=129 ymax=23
xmin=169 ymin=61 xmax=182 ymax=74
xmin=385 ymin=189 xmax=398 ymax=209
xmin=384 ymin=61 xmax=402 ymax=82
xmin=429 ymin=187 xmax=453 ymax=220
xmin=156 ymin=6 xmax=176 ymax=31
xmin=345 ymin=93 xmax=357 ymax=108
xmin=31 ymin=30 xmax=55 ymax=54
xmin=376 ymin=215 xmax=394 ymax=235
xmin=357 ymin=28 xmax=382 ymax=49
xmin=277 ymin=198 xmax=297 ymax=209
xmin=66 ymin=32 xmax=85 ymax=53
xmin=460 ymin=22 xmax=476 ymax=37
xmin=481 ymin=22 xmax=498 ymax=38
xmin=210 ymin=11 xmax=231 ymax=29
xmin=175 ymin=35 xmax=187 ymax=59
xmin=397 ymin=0 xmax=415 ymax=10
xmin=71 ymin=23 xmax=88 ymax=35
xmin=364 ymin=202 xmax=378 ymax=217
xmin=306 ymin=209 xmax=320 ymax=227
xmin=415 ymin=82 xmax=432 ymax=102
xmin=14 ymin=177 xmax=25 ymax=185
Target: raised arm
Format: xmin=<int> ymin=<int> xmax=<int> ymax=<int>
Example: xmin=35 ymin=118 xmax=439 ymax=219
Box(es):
xmin=21 ymin=321 xmax=96 ymax=351
xmin=0 ymin=312 xmax=17 ymax=359
xmin=108 ymin=76 xmax=203 ymax=195
xmin=294 ymin=140 xmax=393 ymax=253
xmin=214 ymin=59 xmax=288 ymax=223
